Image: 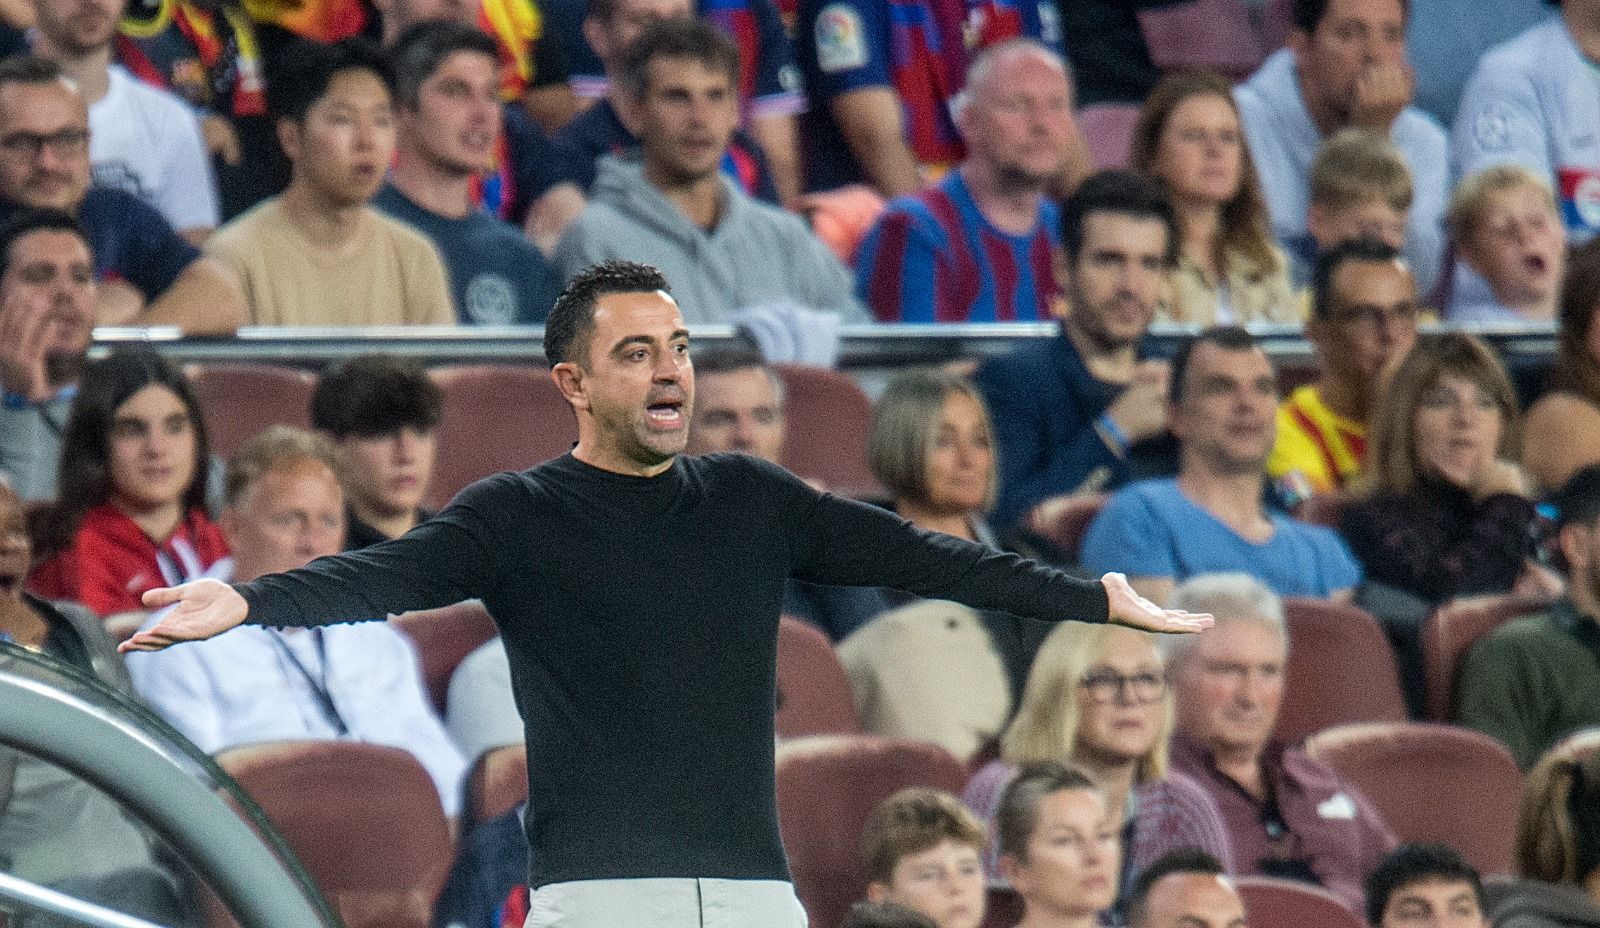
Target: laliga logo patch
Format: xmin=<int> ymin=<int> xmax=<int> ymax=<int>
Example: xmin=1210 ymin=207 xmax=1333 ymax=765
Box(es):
xmin=816 ymin=3 xmax=868 ymax=73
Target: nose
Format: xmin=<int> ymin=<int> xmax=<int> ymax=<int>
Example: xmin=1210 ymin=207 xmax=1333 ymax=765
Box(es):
xmin=730 ymin=414 xmax=758 ymax=449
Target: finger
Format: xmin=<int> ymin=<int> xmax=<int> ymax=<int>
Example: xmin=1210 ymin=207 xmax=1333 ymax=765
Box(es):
xmin=118 ymin=630 xmax=173 ymax=653
xmin=141 ymin=586 xmax=185 ymax=609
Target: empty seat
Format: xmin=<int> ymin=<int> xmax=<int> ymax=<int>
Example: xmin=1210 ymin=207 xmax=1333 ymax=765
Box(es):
xmin=215 ymin=740 xmax=452 ymax=928
xmin=776 ymin=735 xmax=968 ymax=928
xmin=1278 ymin=598 xmax=1408 ymax=745
xmin=1305 ymin=722 xmax=1523 ymax=875
xmin=1077 ymin=104 xmax=1142 ymax=170
xmin=777 ymin=616 xmax=862 ymax=739
xmin=1421 ymin=594 xmax=1547 ymax=722
xmin=429 ymin=364 xmax=573 ymax=509
xmin=1027 ymin=492 xmax=1108 ymax=565
xmin=390 ymin=601 xmax=498 ymax=713
xmin=461 ymin=742 xmax=528 ymax=832
xmin=1233 ymin=876 xmax=1366 ymax=928
xmin=187 ymin=363 xmax=316 ymax=460
xmin=774 ymin=364 xmax=878 ymax=497
xmin=1137 ymin=0 xmax=1266 ymax=78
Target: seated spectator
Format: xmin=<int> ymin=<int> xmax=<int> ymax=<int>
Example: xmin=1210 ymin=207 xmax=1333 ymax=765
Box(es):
xmin=1365 ymin=843 xmax=1489 ymax=928
xmin=1080 ymin=327 xmax=1363 ymax=603
xmin=973 ymin=170 xmax=1179 ymax=534
xmin=205 ymin=39 xmax=455 ymax=326
xmin=309 ymin=354 xmax=442 ymax=548
xmin=1341 ymin=333 xmax=1544 ymax=606
xmin=1286 ymin=128 xmax=1414 ymax=292
xmin=555 ymin=0 xmax=787 ymax=206
xmin=841 ymin=902 xmax=939 ymax=928
xmin=31 ymin=0 xmax=219 ymax=241
xmin=684 ymin=345 xmax=787 ymax=462
xmin=1130 ymin=70 xmax=1294 ymax=326
xmin=1124 ymin=850 xmax=1248 ymax=928
xmin=0 ymin=208 xmax=94 ymax=501
xmin=0 ymin=57 xmax=244 ymax=332
xmin=855 ymin=40 xmax=1075 ymax=324
xmin=1268 ymin=240 xmax=1419 ymax=498
xmin=963 ymin=621 xmax=1233 ymax=899
xmin=28 ymin=348 xmax=229 ymax=620
xmin=995 ymin=761 xmax=1119 ymax=928
xmin=0 ymin=479 xmax=189 ymax=924
xmin=553 ymin=18 xmax=862 ymax=322
xmin=1493 ymin=730 xmax=1600 ymax=928
xmin=1458 ymin=467 xmax=1600 ymax=769
xmin=123 ymin=426 xmax=467 ymax=814
xmin=859 ymin=788 xmax=987 ymax=928
xmin=379 ymin=22 xmax=561 ymax=324
xmin=1165 ymin=573 xmax=1397 ymax=913
xmin=1453 ymin=0 xmax=1600 ymax=246
xmin=1525 ymin=240 xmax=1600 ymax=493
xmin=1235 ymin=0 xmax=1447 ymax=296
xmin=1447 ymin=166 xmax=1566 ymax=323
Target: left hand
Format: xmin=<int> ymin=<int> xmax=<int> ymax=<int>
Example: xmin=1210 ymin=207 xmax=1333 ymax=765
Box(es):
xmin=1101 ymin=572 xmax=1213 ymax=634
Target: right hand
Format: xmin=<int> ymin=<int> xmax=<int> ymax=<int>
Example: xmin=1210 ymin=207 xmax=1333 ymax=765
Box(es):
xmin=118 ymin=579 xmax=249 ymax=652
xmin=1471 ymin=459 xmax=1530 ymax=502
xmin=1349 ymin=60 xmax=1414 ymax=132
xmin=1104 ymin=360 xmax=1171 ymax=445
xmin=201 ymin=115 xmax=243 ymax=167
xmin=0 ymin=286 xmax=57 ymax=402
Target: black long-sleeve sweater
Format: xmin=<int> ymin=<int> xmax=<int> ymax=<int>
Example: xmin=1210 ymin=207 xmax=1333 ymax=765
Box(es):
xmin=238 ymin=453 xmax=1110 ymax=889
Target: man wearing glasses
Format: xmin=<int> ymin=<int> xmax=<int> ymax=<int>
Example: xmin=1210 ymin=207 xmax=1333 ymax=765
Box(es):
xmin=1268 ymin=239 xmax=1419 ymax=500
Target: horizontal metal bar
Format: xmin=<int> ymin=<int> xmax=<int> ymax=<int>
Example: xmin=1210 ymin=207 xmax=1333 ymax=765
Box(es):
xmin=0 ymin=870 xmax=171 ymax=928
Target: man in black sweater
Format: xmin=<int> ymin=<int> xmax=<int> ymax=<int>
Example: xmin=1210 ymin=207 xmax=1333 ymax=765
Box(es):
xmin=123 ymin=261 xmax=1210 ymax=928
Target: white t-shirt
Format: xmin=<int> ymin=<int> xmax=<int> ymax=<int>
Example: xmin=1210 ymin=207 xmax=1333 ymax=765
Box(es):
xmin=88 ymin=65 xmax=220 ymax=233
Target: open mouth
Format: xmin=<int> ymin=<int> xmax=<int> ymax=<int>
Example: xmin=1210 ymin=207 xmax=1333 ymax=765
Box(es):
xmin=0 ymin=572 xmax=22 ymax=595
xmin=1525 ymin=254 xmax=1549 ymax=275
xmin=646 ymin=399 xmax=685 ymax=427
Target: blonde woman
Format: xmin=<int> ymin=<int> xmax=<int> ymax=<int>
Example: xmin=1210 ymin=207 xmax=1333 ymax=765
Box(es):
xmin=995 ymin=763 xmax=1119 ymax=928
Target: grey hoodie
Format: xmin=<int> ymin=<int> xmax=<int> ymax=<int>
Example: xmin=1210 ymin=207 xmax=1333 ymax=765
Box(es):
xmin=1490 ymin=879 xmax=1600 ymax=928
xmin=553 ymin=154 xmax=867 ymax=324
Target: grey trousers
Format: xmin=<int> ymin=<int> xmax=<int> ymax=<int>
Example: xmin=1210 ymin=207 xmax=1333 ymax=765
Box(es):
xmin=524 ymin=878 xmax=809 ymax=928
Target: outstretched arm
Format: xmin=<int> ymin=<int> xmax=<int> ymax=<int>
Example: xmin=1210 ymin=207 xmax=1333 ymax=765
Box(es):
xmin=119 ymin=579 xmax=246 ymax=652
xmin=1102 ymin=571 xmax=1211 ymax=634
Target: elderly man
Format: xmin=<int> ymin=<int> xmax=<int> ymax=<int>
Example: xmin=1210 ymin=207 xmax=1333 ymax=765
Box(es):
xmin=1164 ymin=573 xmax=1396 ymax=913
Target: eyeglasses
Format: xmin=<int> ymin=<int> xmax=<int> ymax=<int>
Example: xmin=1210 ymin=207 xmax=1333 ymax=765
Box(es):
xmin=0 ymin=129 xmax=88 ymax=160
xmin=1078 ymin=669 xmax=1166 ymax=704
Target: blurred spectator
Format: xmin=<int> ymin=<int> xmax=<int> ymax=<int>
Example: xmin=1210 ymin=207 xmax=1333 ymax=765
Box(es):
xmin=963 ymin=622 xmax=1233 ymax=899
xmin=1267 ymin=239 xmax=1419 ymax=498
xmin=1365 ymin=843 xmax=1488 ymax=928
xmin=1453 ymin=0 xmax=1600 ymax=246
xmin=684 ymin=345 xmax=785 ymax=461
xmin=206 ymin=39 xmax=455 ymax=326
xmin=1446 ymin=165 xmax=1566 ymax=323
xmin=1165 ymin=573 xmax=1397 ymax=913
xmin=795 ymin=0 xmax=963 ymax=196
xmin=309 ymin=354 xmax=442 ymax=548
xmin=1235 ymin=0 xmax=1447 ymax=296
xmin=1406 ymin=0 xmax=1550 ymax=128
xmin=859 ymin=788 xmax=986 ymax=928
xmin=1124 ymin=850 xmax=1246 ymax=928
xmin=1132 ymin=70 xmax=1294 ymax=326
xmin=28 ymin=348 xmax=229 ymax=620
xmin=555 ymin=0 xmax=784 ymax=206
xmin=1285 ymin=128 xmax=1413 ymax=292
xmin=379 ymin=22 xmax=561 ymax=324
xmin=31 ymin=0 xmax=220 ymax=241
xmin=1494 ymin=730 xmax=1600 ymax=928
xmin=994 ymin=761 xmax=1119 ymax=928
xmin=1080 ymin=327 xmax=1362 ymax=604
xmin=0 ymin=480 xmax=191 ymax=924
xmin=1524 ymin=240 xmax=1600 ymax=493
xmin=1341 ymin=333 xmax=1543 ymax=606
xmin=854 ymin=40 xmax=1075 ymax=324
xmin=124 ymin=426 xmax=467 ymax=815
xmin=962 ymin=0 xmax=1062 ymax=57
xmin=0 ymin=208 xmax=93 ymax=501
xmin=553 ymin=19 xmax=862 ymax=322
xmin=972 ymin=170 xmax=1179 ymax=534
xmin=841 ymin=902 xmax=940 ymax=928
xmin=1458 ymin=466 xmax=1600 ymax=770
xmin=0 ymin=57 xmax=244 ymax=332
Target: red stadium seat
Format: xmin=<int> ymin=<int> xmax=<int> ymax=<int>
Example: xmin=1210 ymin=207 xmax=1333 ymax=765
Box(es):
xmin=1026 ymin=493 xmax=1108 ymax=564
xmin=774 ymin=364 xmax=879 ymax=497
xmin=777 ymin=617 xmax=862 ymax=738
xmin=1137 ymin=0 xmax=1266 ymax=78
xmin=462 ymin=743 xmax=528 ymax=832
xmin=214 ymin=741 xmax=452 ymax=928
xmin=776 ymin=735 xmax=968 ymax=928
xmin=1077 ymin=104 xmax=1142 ymax=170
xmin=390 ymin=601 xmax=498 ymax=714
xmin=187 ymin=363 xmax=316 ymax=460
xmin=1305 ymin=722 xmax=1523 ymax=875
xmin=428 ymin=364 xmax=574 ymax=509
xmin=1233 ymin=876 xmax=1366 ymax=928
xmin=1277 ymin=599 xmax=1407 ymax=745
xmin=1421 ymin=594 xmax=1546 ymax=722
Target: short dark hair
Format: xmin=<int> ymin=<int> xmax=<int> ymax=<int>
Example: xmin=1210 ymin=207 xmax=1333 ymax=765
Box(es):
xmin=1169 ymin=325 xmax=1262 ymax=405
xmin=0 ymin=208 xmax=88 ymax=279
xmin=616 ymin=17 xmax=740 ymax=100
xmin=1553 ymin=464 xmax=1600 ymax=531
xmin=1059 ymin=170 xmax=1180 ymax=267
xmin=267 ymin=38 xmax=395 ymax=123
xmin=545 ymin=261 xmax=673 ymax=366
xmin=995 ymin=761 xmax=1099 ymax=861
xmin=1125 ymin=849 xmax=1228 ymax=928
xmin=1311 ymin=237 xmax=1405 ymax=321
xmin=839 ymin=902 xmax=938 ymax=928
xmin=0 ymin=56 xmax=67 ymax=94
xmin=310 ymin=354 xmax=443 ymax=439
xmin=1291 ymin=0 xmax=1409 ymax=33
xmin=1365 ymin=843 xmax=1485 ymax=927
xmin=390 ymin=21 xmax=498 ymax=110
xmin=693 ymin=345 xmax=768 ymax=378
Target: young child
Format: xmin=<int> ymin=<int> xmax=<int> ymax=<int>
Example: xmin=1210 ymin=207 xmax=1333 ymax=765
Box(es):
xmin=861 ymin=788 xmax=989 ymax=928
xmin=1447 ymin=165 xmax=1566 ymax=322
